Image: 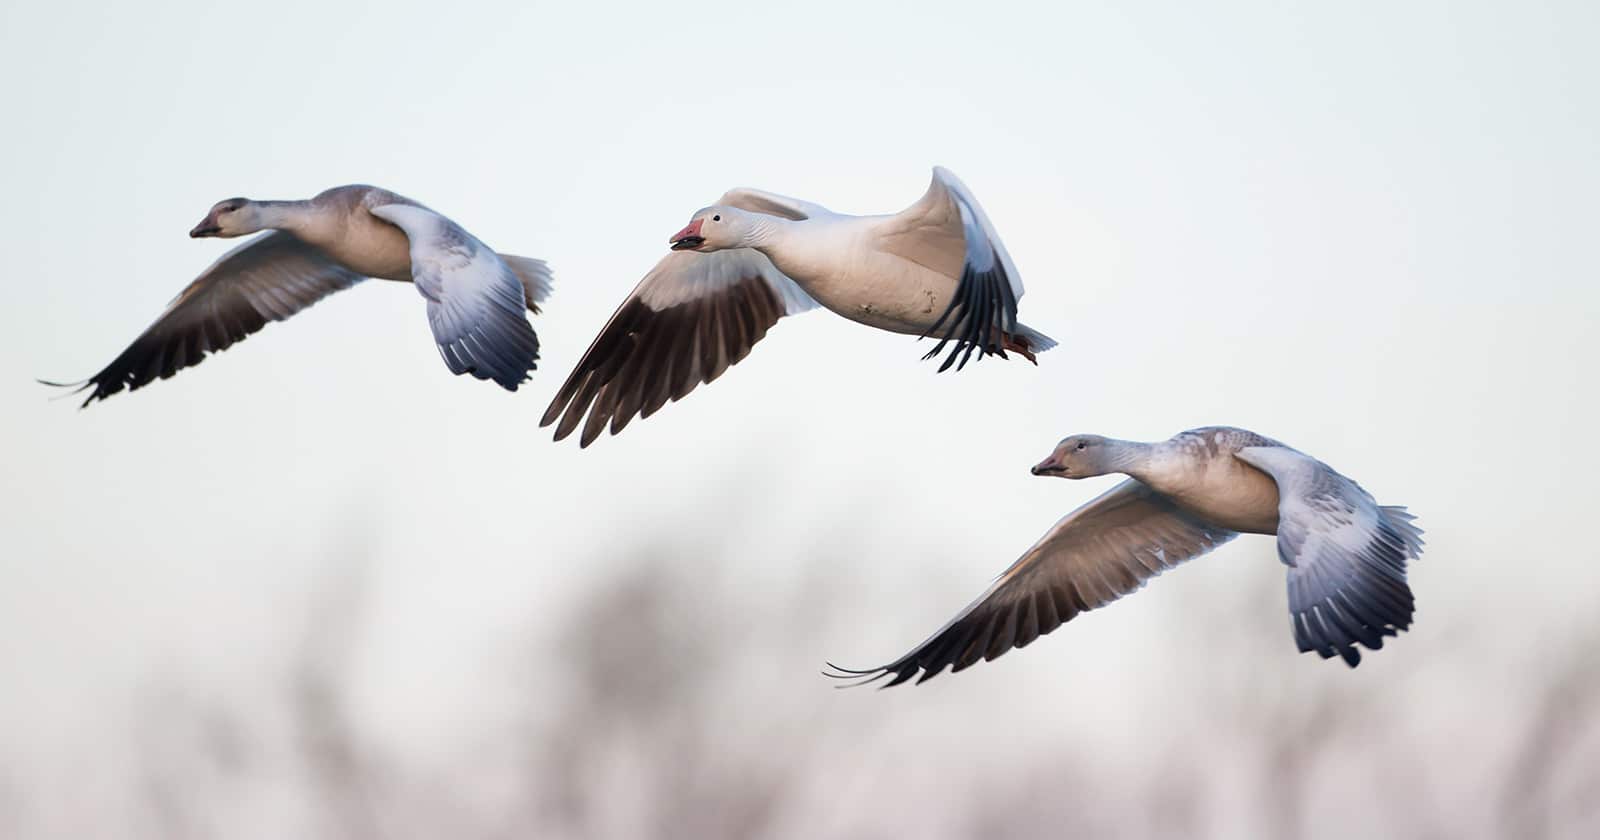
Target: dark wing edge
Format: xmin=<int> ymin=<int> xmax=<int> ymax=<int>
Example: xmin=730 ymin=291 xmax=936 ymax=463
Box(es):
xmin=825 ymin=481 xmax=1238 ymax=688
xmin=915 ymin=173 xmax=1021 ymax=373
xmin=918 ymin=242 xmax=1020 ymax=372
xmin=41 ymin=232 xmax=364 ymax=407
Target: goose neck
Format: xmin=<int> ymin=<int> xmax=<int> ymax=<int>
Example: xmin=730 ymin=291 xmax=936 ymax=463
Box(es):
xmin=742 ymin=215 xmax=796 ymax=251
xmin=251 ymin=200 xmax=311 ymax=234
xmin=1105 ymin=439 xmax=1157 ymax=481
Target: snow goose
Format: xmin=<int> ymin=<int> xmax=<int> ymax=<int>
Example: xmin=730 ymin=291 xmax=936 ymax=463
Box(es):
xmin=44 ymin=185 xmax=550 ymax=404
xmin=542 ymin=167 xmax=1056 ymax=447
xmin=828 ymin=427 xmax=1425 ymax=685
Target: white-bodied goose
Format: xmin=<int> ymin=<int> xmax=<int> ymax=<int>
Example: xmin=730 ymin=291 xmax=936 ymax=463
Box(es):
xmin=45 ymin=185 xmax=549 ymax=404
xmin=828 ymin=427 xmax=1425 ymax=685
xmin=542 ymin=167 xmax=1056 ymax=447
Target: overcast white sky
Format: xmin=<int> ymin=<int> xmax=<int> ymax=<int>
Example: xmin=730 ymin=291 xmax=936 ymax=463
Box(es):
xmin=1 ymin=1 xmax=1597 ymax=836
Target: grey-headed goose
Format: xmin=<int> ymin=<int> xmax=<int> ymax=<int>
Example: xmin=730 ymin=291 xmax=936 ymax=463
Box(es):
xmin=829 ymin=427 xmax=1426 ymax=685
xmin=45 ymin=185 xmax=549 ymax=404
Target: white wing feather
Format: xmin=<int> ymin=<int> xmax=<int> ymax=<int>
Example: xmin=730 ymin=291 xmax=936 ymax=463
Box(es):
xmin=1234 ymin=446 xmax=1425 ymax=667
xmin=369 ymin=203 xmax=540 ymax=391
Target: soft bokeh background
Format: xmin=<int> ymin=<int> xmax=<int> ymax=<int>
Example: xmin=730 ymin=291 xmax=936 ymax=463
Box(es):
xmin=2 ymin=1 xmax=1597 ymax=837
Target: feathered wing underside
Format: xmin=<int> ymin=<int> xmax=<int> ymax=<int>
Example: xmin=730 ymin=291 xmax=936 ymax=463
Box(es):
xmin=1234 ymin=446 xmax=1426 ymax=668
xmin=369 ymin=204 xmax=540 ymax=391
xmin=541 ymin=248 xmax=817 ymax=447
xmin=539 ymin=183 xmax=825 ymax=447
xmin=827 ymin=480 xmax=1238 ymax=687
xmin=42 ymin=231 xmax=365 ymax=406
xmin=877 ymin=167 xmax=1039 ymax=372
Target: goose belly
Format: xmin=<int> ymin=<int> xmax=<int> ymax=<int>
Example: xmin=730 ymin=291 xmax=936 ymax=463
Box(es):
xmin=797 ymin=251 xmax=960 ymax=335
xmin=317 ymin=216 xmax=416 ymax=282
xmin=1163 ymin=458 xmax=1282 ymax=536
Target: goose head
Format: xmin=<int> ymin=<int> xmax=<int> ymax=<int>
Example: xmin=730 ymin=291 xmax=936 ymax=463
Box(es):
xmin=669 ymin=206 xmax=757 ymax=252
xmin=1031 ymin=435 xmax=1117 ymax=478
xmin=189 ymin=198 xmax=257 ymax=238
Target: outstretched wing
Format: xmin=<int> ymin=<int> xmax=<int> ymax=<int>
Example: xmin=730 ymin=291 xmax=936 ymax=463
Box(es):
xmin=43 ymin=232 xmax=365 ymax=406
xmin=541 ymin=248 xmax=817 ymax=447
xmin=827 ymin=480 xmax=1237 ymax=687
xmin=540 ymin=189 xmax=821 ymax=447
xmin=876 ymin=166 xmax=1027 ymax=372
xmin=369 ymin=204 xmax=540 ymax=391
xmin=1233 ymin=446 xmax=1426 ymax=668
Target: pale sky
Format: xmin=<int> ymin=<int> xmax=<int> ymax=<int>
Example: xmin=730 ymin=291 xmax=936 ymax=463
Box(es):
xmin=1 ymin=1 xmax=1597 ymax=836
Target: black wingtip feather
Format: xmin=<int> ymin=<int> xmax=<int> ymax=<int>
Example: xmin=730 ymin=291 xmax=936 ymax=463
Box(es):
xmin=919 ymin=250 xmax=1020 ymax=373
xmin=38 ymin=377 xmax=97 ymax=407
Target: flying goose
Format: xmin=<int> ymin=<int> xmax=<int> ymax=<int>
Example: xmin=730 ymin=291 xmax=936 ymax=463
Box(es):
xmin=828 ymin=427 xmax=1425 ymax=686
xmin=44 ymin=185 xmax=549 ymax=405
xmin=542 ymin=167 xmax=1056 ymax=447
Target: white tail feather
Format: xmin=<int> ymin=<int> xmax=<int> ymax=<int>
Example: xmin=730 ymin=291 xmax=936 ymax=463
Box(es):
xmin=498 ymin=254 xmax=554 ymax=310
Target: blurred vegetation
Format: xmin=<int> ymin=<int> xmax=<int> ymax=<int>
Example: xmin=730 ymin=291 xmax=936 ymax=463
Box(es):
xmin=10 ymin=535 xmax=1599 ymax=840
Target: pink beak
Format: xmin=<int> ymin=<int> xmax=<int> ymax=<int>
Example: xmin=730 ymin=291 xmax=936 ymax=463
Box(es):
xmin=1031 ymin=454 xmax=1066 ymax=476
xmin=669 ymin=218 xmax=705 ymax=250
xmin=189 ymin=213 xmax=222 ymax=238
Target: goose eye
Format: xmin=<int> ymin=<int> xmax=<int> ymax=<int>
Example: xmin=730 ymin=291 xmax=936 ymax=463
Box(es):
xmin=712 ymin=214 xmax=721 ymax=222
xmin=1076 ymin=442 xmax=1087 ymax=450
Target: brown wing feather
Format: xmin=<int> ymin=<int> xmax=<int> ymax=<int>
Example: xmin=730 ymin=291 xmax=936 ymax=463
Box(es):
xmin=47 ymin=232 xmax=363 ymax=406
xmin=540 ymin=190 xmax=823 ymax=446
xmin=542 ymin=247 xmax=809 ymax=447
xmin=827 ymin=480 xmax=1238 ymax=687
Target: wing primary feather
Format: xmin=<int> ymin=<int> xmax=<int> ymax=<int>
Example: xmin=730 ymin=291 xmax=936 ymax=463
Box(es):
xmin=827 ymin=482 xmax=1241 ymax=687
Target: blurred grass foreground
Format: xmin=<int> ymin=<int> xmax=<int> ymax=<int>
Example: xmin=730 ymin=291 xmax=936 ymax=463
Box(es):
xmin=4 ymin=522 xmax=1596 ymax=840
